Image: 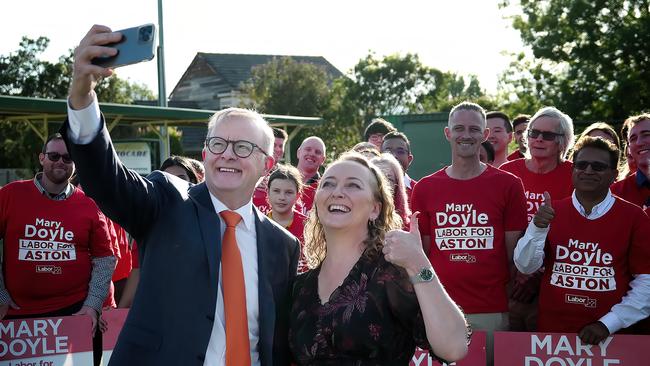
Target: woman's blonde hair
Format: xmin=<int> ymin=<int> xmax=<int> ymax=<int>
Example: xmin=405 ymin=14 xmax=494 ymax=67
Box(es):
xmin=303 ymin=152 xmax=402 ymax=269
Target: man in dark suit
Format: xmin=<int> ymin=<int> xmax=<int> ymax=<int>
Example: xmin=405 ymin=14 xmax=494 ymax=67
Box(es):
xmin=63 ymin=25 xmax=300 ymax=365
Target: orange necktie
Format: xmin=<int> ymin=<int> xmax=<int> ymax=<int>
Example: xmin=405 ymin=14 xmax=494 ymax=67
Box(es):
xmin=219 ymin=210 xmax=251 ymax=366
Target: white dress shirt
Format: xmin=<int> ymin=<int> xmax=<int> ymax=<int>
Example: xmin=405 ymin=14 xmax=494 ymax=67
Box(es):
xmin=67 ymin=93 xmax=261 ymax=366
xmin=514 ymin=189 xmax=650 ymax=334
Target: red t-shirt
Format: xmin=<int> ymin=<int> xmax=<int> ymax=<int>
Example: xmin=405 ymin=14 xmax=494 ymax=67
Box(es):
xmin=611 ymin=172 xmax=650 ymax=209
xmin=500 ymin=159 xmax=574 ymax=222
xmin=111 ymin=221 xmax=131 ymax=282
xmin=405 ymin=176 xmax=417 ymax=210
xmin=411 ymin=165 xmax=527 ymax=313
xmin=537 ymin=197 xmax=650 ymax=332
xmin=297 ymin=182 xmax=318 ymax=216
xmin=253 ymin=187 xmax=271 ymax=215
xmin=131 ymin=241 xmax=140 ymax=269
xmin=272 ymin=210 xmax=308 ymax=274
xmin=0 ymin=180 xmax=114 ymax=315
xmin=507 ymin=150 xmax=525 ymax=161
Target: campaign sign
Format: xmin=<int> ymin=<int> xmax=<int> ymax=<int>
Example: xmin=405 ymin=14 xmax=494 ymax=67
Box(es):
xmin=0 ymin=316 xmax=93 ymax=366
xmin=100 ymin=309 xmax=128 ymax=365
xmin=494 ymin=331 xmax=650 ymax=366
xmin=411 ymin=330 xmax=486 ymax=366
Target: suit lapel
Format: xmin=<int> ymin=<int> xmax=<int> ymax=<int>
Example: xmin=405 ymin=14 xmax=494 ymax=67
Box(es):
xmin=189 ymin=183 xmax=221 ymax=292
xmin=254 ymin=209 xmax=278 ymax=364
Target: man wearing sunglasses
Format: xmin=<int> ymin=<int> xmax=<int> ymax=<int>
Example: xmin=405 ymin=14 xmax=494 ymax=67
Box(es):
xmin=0 ymin=133 xmax=115 ymax=334
xmin=500 ymin=107 xmax=576 ymax=332
xmin=514 ymin=135 xmax=650 ymax=344
xmin=60 ymin=25 xmax=300 ymax=366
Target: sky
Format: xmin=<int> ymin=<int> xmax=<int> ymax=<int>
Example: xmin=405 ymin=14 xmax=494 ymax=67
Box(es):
xmin=2 ymin=0 xmax=525 ymax=98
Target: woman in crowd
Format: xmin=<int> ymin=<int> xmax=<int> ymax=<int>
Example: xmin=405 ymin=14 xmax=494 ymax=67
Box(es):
xmin=289 ymin=152 xmax=469 ymax=365
xmin=266 ymin=164 xmax=309 ymax=273
xmin=159 ymin=155 xmax=199 ymax=184
xmin=371 ymin=153 xmax=411 ymax=229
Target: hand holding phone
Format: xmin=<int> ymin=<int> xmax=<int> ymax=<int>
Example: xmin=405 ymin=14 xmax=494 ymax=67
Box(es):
xmin=91 ymin=24 xmax=156 ymax=68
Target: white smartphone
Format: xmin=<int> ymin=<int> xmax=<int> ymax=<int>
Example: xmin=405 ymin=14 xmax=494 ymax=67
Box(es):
xmin=92 ymin=24 xmax=156 ymax=68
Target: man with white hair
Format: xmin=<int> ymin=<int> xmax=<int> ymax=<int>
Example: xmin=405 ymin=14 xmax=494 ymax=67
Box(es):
xmin=500 ymin=106 xmax=576 ymax=331
xmin=60 ymin=24 xmax=300 ymax=366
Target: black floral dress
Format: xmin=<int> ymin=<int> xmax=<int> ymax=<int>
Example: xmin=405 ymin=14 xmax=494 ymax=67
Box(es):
xmin=289 ymin=251 xmax=439 ymax=366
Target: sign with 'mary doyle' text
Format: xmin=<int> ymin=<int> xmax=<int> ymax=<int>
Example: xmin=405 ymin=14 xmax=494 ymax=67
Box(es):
xmin=0 ymin=316 xmax=93 ymax=365
xmin=494 ymin=331 xmax=650 ymax=366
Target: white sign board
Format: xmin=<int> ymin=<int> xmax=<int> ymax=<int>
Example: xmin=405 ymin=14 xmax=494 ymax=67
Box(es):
xmin=114 ymin=142 xmax=152 ymax=174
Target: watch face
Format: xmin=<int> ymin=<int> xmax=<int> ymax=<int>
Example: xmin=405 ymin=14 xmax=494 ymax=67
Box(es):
xmin=420 ymin=268 xmax=434 ymax=281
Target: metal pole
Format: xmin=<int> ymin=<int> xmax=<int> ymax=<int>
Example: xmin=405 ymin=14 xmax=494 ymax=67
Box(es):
xmin=157 ymin=0 xmax=169 ymax=163
xmin=157 ymin=0 xmax=167 ymax=108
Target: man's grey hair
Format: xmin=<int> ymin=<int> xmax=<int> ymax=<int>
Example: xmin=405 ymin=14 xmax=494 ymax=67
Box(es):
xmin=448 ymin=101 xmax=487 ymax=127
xmin=206 ymin=108 xmax=274 ymax=155
xmin=529 ymin=106 xmax=575 ymax=161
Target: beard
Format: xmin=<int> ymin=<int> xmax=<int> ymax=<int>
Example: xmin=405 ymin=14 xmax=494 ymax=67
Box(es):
xmin=44 ymin=166 xmax=73 ymax=185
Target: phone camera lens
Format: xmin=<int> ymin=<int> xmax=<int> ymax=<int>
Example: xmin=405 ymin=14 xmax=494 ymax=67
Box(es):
xmin=139 ymin=26 xmax=153 ymax=42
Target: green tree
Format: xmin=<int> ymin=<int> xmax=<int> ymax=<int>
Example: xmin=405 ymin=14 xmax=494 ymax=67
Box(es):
xmin=242 ymin=57 xmax=359 ymax=162
xmin=346 ymin=52 xmax=490 ymax=118
xmin=242 ymin=57 xmax=331 ymax=116
xmin=499 ymin=0 xmax=650 ymax=120
xmin=0 ymin=36 xmax=156 ymax=171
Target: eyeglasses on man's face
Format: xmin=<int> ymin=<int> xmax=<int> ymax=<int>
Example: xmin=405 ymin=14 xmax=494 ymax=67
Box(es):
xmin=205 ymin=137 xmax=268 ymax=158
xmin=573 ymin=160 xmax=610 ymax=172
xmin=45 ymin=152 xmax=73 ymax=164
xmin=527 ymin=129 xmax=563 ymax=141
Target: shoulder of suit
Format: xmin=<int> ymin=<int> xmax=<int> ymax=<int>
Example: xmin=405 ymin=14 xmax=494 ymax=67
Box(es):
xmin=147 ymin=170 xmax=192 ymax=199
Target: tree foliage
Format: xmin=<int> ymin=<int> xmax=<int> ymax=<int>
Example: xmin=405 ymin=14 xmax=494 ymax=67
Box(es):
xmin=242 ymin=57 xmax=360 ymax=162
xmin=0 ymin=36 xmax=156 ymax=171
xmin=344 ymin=52 xmax=486 ymax=118
xmin=242 ymin=53 xmax=491 ymax=163
xmin=499 ymin=0 xmax=650 ymax=120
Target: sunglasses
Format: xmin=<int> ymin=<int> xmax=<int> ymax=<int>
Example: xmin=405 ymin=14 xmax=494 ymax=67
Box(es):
xmin=574 ymin=160 xmax=610 ymax=172
xmin=528 ymin=129 xmax=563 ymax=141
xmin=45 ymin=152 xmax=73 ymax=164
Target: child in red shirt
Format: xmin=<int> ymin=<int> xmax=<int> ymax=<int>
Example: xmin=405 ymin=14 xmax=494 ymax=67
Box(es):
xmin=266 ymin=165 xmax=309 ymax=273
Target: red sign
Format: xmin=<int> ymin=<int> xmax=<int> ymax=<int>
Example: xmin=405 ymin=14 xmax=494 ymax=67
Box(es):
xmin=411 ymin=330 xmax=486 ymax=366
xmin=494 ymin=331 xmax=650 ymax=366
xmin=0 ymin=315 xmax=93 ymax=365
xmin=100 ymin=308 xmax=129 ymax=365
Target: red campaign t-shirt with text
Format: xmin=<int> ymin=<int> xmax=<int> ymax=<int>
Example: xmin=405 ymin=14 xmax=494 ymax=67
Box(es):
xmin=537 ymin=197 xmax=650 ymax=332
xmin=411 ymin=165 xmax=527 ymax=313
xmin=0 ymin=180 xmax=114 ymax=315
xmin=500 ymin=159 xmax=574 ymax=222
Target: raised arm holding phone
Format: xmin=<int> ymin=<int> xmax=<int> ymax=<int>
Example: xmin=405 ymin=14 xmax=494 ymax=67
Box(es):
xmin=64 ymin=25 xmax=300 ymax=366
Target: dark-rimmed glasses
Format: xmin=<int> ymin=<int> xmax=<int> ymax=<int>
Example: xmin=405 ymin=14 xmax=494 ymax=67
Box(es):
xmin=45 ymin=152 xmax=73 ymax=164
xmin=528 ymin=129 xmax=563 ymax=141
xmin=205 ymin=137 xmax=269 ymax=158
xmin=574 ymin=160 xmax=610 ymax=172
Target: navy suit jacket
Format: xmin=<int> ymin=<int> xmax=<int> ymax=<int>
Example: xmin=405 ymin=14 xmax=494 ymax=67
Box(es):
xmin=61 ymin=119 xmax=300 ymax=365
